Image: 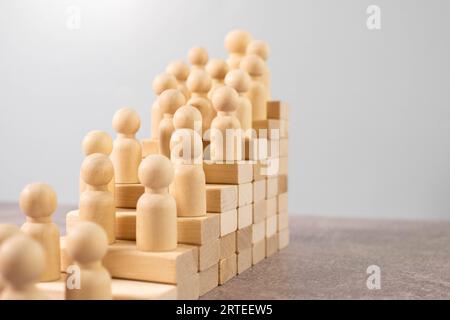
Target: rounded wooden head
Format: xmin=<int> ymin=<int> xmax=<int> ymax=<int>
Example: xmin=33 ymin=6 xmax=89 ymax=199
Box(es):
xmin=206 ymin=59 xmax=229 ymax=80
xmin=166 ymin=60 xmax=190 ymax=81
xmin=170 ymin=129 xmax=203 ymax=161
xmin=152 ymin=73 xmax=178 ymax=95
xmin=239 ymin=54 xmax=265 ymax=77
xmin=188 ymin=47 xmax=208 ymax=68
xmin=247 ymin=40 xmax=270 ymax=61
xmin=0 ymin=234 xmax=45 ymax=287
xmin=224 ymin=29 xmax=252 ymax=54
xmin=138 ymin=154 xmax=174 ymax=190
xmin=186 ymin=69 xmax=212 ymax=94
xmin=66 ymin=222 xmax=108 ymax=264
xmin=173 ymin=105 xmax=202 ymax=130
xmin=0 ymin=224 xmax=20 ymax=245
xmin=82 ymin=130 xmax=113 ymax=156
xmin=19 ymin=183 xmax=57 ymax=219
xmin=224 ymin=69 xmax=251 ymax=93
xmin=81 ymin=153 xmax=114 ymax=187
xmin=211 ymin=86 xmax=239 ymax=113
xmin=112 ymin=107 xmax=141 ymax=135
xmin=158 ymin=89 xmax=186 ymax=116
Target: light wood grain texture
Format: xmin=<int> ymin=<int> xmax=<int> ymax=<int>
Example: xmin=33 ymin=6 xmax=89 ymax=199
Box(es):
xmin=277 ymin=192 xmax=288 ymax=213
xmin=253 ymin=160 xmax=266 ymax=181
xmin=266 ymin=196 xmax=277 ymax=217
xmin=266 ymin=233 xmax=278 ymax=257
xmin=178 ymin=214 xmax=220 ymax=245
xmin=252 ymin=239 xmax=265 ymax=265
xmin=236 ymin=226 xmax=252 ymax=253
xmin=158 ymin=89 xmax=185 ymax=158
xmin=219 ymin=254 xmax=237 ymax=285
xmin=241 ymin=55 xmax=267 ymax=122
xmin=244 ymin=137 xmax=268 ymax=161
xmin=277 ymin=213 xmax=289 ymax=231
xmin=247 ymin=40 xmax=271 ymax=99
xmin=237 ymin=204 xmax=252 ymax=229
xmin=219 ymin=232 xmax=236 ymax=260
xmin=279 ymin=138 xmax=289 ymax=157
xmin=278 ymin=228 xmax=289 ymax=250
xmin=253 ymin=179 xmax=266 ymax=202
xmin=115 ymin=183 xmax=144 ymax=209
xmin=204 ymin=162 xmax=253 ymax=184
xmin=225 ymin=69 xmax=252 ymax=133
xmin=198 ymin=239 xmax=219 ymax=272
xmin=278 ymin=174 xmax=288 ymax=194
xmin=237 ymin=248 xmax=252 ymax=275
xmin=205 ymin=184 xmax=238 ymax=213
xmin=253 ymin=200 xmax=267 ymax=224
xmin=266 ymin=176 xmax=279 ymax=198
xmin=279 ymin=157 xmax=288 ymax=175
xmin=252 ymin=220 xmax=265 ymax=244
xmin=199 ymin=263 xmax=218 ymax=296
xmin=176 ymin=272 xmax=200 ymax=300
xmin=212 ymin=209 xmax=238 ymax=237
xmin=141 ymin=138 xmax=159 ymax=158
xmin=238 ymin=182 xmax=253 ymax=207
xmin=253 ymin=119 xmax=280 ymax=135
xmin=225 ymin=29 xmax=252 ymax=70
xmin=266 ymin=101 xmax=289 ymax=120
xmin=266 ymin=215 xmax=277 ymax=238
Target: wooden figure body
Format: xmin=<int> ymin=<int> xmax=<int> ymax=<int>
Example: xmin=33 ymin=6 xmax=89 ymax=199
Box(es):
xmin=187 ymin=69 xmax=214 ymax=134
xmin=136 ymin=155 xmax=177 ymax=252
xmin=111 ymin=107 xmax=142 ymax=183
xmin=0 ymin=234 xmax=47 ymax=300
xmin=150 ymin=73 xmax=178 ymax=139
xmin=65 ymin=222 xmax=112 ymax=300
xmin=79 ymin=153 xmax=115 ymax=244
xmin=210 ymin=86 xmax=242 ymax=161
xmin=166 ymin=60 xmax=191 ymax=100
xmin=224 ymin=29 xmax=252 ymax=69
xmin=225 ymin=69 xmax=253 ymax=134
xmin=240 ymin=55 xmax=267 ymax=121
xmin=247 ymin=40 xmax=271 ymax=99
xmin=158 ymin=89 xmax=186 ymax=158
xmin=19 ymin=183 xmax=60 ymax=282
xmin=206 ymin=59 xmax=229 ymax=100
xmin=0 ymin=224 xmax=20 ymax=294
xmin=188 ymin=46 xmax=208 ymax=71
xmin=79 ymin=130 xmax=114 ymax=196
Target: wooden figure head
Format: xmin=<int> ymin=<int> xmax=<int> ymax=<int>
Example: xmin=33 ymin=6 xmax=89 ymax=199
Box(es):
xmin=173 ymin=105 xmax=202 ymax=131
xmin=224 ymin=69 xmax=251 ymax=94
xmin=166 ymin=60 xmax=190 ymax=82
xmin=158 ymin=89 xmax=186 ymax=116
xmin=240 ymin=54 xmax=265 ymax=78
xmin=188 ymin=46 xmax=209 ymax=69
xmin=82 ymin=130 xmax=113 ymax=156
xmin=186 ymin=69 xmax=212 ymax=94
xmin=152 ymin=73 xmax=178 ymax=95
xmin=247 ymin=40 xmax=270 ymax=61
xmin=224 ymin=29 xmax=252 ymax=55
xmin=206 ymin=59 xmax=229 ymax=81
xmin=211 ymin=86 xmax=239 ymax=113
xmin=112 ymin=107 xmax=141 ymax=135
xmin=19 ymin=183 xmax=57 ymax=220
xmin=66 ymin=221 xmax=108 ymax=265
xmin=81 ymin=153 xmax=114 ymax=187
xmin=138 ymin=155 xmax=174 ymax=190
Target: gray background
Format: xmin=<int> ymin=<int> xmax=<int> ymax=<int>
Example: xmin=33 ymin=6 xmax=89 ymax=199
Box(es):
xmin=1 ymin=0 xmax=449 ymax=220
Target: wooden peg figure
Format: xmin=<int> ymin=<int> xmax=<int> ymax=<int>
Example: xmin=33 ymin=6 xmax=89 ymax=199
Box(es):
xmin=173 ymin=104 xmax=203 ymax=137
xmin=187 ymin=69 xmax=214 ymax=134
xmin=170 ymin=128 xmax=206 ymax=217
xmin=65 ymin=222 xmax=112 ymax=300
xmin=19 ymin=183 xmax=60 ymax=282
xmin=158 ymin=89 xmax=186 ymax=158
xmin=206 ymin=58 xmax=229 ymax=100
xmin=247 ymin=40 xmax=271 ymax=99
xmin=136 ymin=155 xmax=177 ymax=252
xmin=80 ymin=130 xmax=114 ymax=195
xmin=166 ymin=60 xmax=191 ymax=100
xmin=111 ymin=107 xmax=142 ymax=183
xmin=240 ymin=55 xmax=267 ymax=121
xmin=188 ymin=46 xmax=209 ymax=71
xmin=0 ymin=234 xmax=47 ymax=300
xmin=151 ymin=73 xmax=178 ymax=139
xmin=79 ymin=153 xmax=115 ymax=244
xmin=0 ymin=224 xmax=20 ymax=294
xmin=210 ymin=86 xmax=242 ymax=161
xmin=224 ymin=69 xmax=253 ymax=135
xmin=224 ymin=29 xmax=252 ymax=69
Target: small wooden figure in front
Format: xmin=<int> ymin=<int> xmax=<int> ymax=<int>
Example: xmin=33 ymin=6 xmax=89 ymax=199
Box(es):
xmin=158 ymin=89 xmax=186 ymax=158
xmin=65 ymin=222 xmax=112 ymax=300
xmin=187 ymin=69 xmax=214 ymax=134
xmin=224 ymin=29 xmax=252 ymax=69
xmin=166 ymin=60 xmax=191 ymax=101
xmin=188 ymin=46 xmax=209 ymax=71
xmin=111 ymin=107 xmax=142 ymax=184
xmin=206 ymin=58 xmax=229 ymax=100
xmin=210 ymin=86 xmax=242 ymax=161
xmin=19 ymin=183 xmax=60 ymax=282
xmin=240 ymin=55 xmax=267 ymax=122
xmin=151 ymin=73 xmax=178 ymax=140
xmin=79 ymin=153 xmax=115 ymax=244
xmin=247 ymin=40 xmax=271 ymax=99
xmin=0 ymin=224 xmax=20 ymax=294
xmin=0 ymin=234 xmax=47 ymax=300
xmin=136 ymin=155 xmax=177 ymax=252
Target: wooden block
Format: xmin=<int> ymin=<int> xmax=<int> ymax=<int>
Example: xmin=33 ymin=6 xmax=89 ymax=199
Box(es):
xmin=61 ymin=240 xmax=198 ymax=285
xmin=253 ymin=119 xmax=280 ymax=139
xmin=177 ymin=273 xmax=200 ymax=300
xmin=252 ymin=220 xmax=265 ymax=244
xmin=266 ymin=215 xmax=277 ymax=237
xmin=278 ymin=228 xmax=290 ymax=250
xmin=206 ymin=184 xmax=238 ymax=213
xmin=244 ymin=137 xmax=268 ymax=161
xmin=238 ymin=182 xmax=253 ymax=207
xmin=178 ymin=214 xmax=220 ymax=245
xmin=141 ymin=138 xmax=159 ymax=158
xmin=198 ymin=239 xmax=220 ymax=272
xmin=279 ymin=138 xmax=289 ymax=157
xmin=278 ymin=174 xmax=288 ymax=193
xmin=220 ymin=232 xmax=236 ymax=260
xmin=237 ymin=204 xmax=252 ymax=229
xmin=253 ymin=161 xmax=265 ymax=181
xmin=266 ymin=176 xmax=279 ymax=198
xmin=277 ymin=213 xmax=289 ymax=231
xmin=115 ymin=183 xmax=144 ymax=209
xmin=252 ymin=240 xmax=265 ymax=265
xmin=204 ymin=162 xmax=253 ymax=184
xmin=211 ymin=209 xmax=237 ymax=237
xmin=266 ymin=234 xmax=278 ymax=257
xmin=280 ymin=119 xmax=289 ymax=138
xmin=236 ymin=226 xmax=252 ymax=253
xmin=219 ymin=254 xmax=237 ymax=285
xmin=253 ymin=200 xmax=266 ymax=223
xmin=279 ymin=157 xmax=288 ymax=175
xmin=266 ymin=197 xmax=277 ymax=217
xmin=254 ymin=159 xmax=278 ymax=180
xmin=237 ymin=248 xmax=252 ymax=274
xmin=278 ymin=192 xmax=288 ymax=213
xmin=253 ymin=179 xmax=266 ymax=202
xmin=199 ymin=263 xmax=218 ymax=296
xmin=267 ymin=101 xmax=289 ymax=120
